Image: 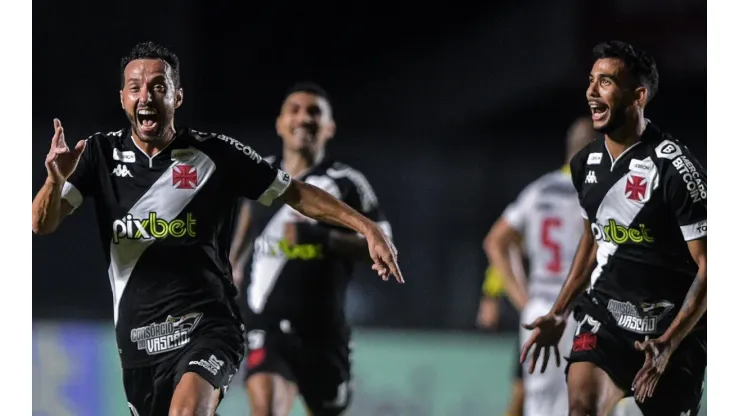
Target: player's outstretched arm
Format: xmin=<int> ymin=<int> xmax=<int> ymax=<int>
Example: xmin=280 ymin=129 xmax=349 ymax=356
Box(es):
xmin=661 ymin=238 xmax=707 ymax=346
xmin=484 ymin=218 xmax=528 ymax=311
xmin=279 ymin=179 xmax=404 ymax=283
xmin=549 ymin=219 xmax=596 ymax=316
xmin=520 ymin=220 xmax=595 ymax=374
xmin=32 ymin=119 xmax=85 ymax=235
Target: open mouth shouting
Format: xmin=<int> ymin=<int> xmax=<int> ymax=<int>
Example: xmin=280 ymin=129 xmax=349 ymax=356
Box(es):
xmin=136 ymin=108 xmax=159 ymax=135
xmin=589 ymin=101 xmax=609 ymax=123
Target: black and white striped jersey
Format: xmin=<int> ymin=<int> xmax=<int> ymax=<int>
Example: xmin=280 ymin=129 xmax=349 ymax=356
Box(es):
xmin=571 ymin=121 xmax=706 ymax=336
xmin=242 ymin=155 xmax=391 ymax=342
xmin=61 ymin=127 xmax=291 ymax=368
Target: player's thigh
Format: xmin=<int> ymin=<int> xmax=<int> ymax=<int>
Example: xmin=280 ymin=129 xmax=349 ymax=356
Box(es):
xmin=170 ymin=330 xmax=243 ymax=416
xmin=567 ymin=361 xmax=624 ymax=416
xmin=170 ymin=372 xmax=220 ymax=416
xmin=565 ymin=314 xmax=631 ymax=416
xmin=296 ymin=344 xmax=353 ymax=416
xmin=123 ymin=365 xmax=173 ymax=416
xmin=244 ymin=329 xmax=300 ymax=416
xmin=246 ymin=373 xmax=299 ymax=416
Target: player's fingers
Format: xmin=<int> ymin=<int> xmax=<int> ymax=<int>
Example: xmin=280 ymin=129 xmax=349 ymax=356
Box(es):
xmin=554 ymin=345 xmax=561 ymax=368
xmin=520 ymin=335 xmax=536 ymax=364
xmin=386 ymin=258 xmax=404 ymax=283
xmin=646 ymin=374 xmax=660 ymax=399
xmin=540 ymin=347 xmax=550 ymax=373
xmin=73 ymin=139 xmax=86 ymax=156
xmin=521 ymin=317 xmax=541 ymax=330
xmin=529 ymin=345 xmax=542 ymax=375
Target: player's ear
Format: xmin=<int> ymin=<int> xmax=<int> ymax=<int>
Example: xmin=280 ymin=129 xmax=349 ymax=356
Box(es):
xmin=635 ymin=86 xmax=648 ymax=108
xmin=175 ymin=88 xmax=184 ymax=109
xmin=325 ymin=120 xmax=337 ymax=141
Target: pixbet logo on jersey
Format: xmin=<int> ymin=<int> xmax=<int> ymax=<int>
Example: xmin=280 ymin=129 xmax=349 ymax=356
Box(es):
xmin=591 ymin=219 xmax=654 ymax=244
xmin=253 ymin=236 xmax=324 ymax=260
xmin=112 ymin=212 xmax=196 ymax=243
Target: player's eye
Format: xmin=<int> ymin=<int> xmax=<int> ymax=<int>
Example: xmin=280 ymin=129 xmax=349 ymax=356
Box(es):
xmin=129 ymin=85 xmax=140 ymax=92
xmin=153 ymin=84 xmax=166 ymax=93
xmin=600 ymin=78 xmax=611 ymax=86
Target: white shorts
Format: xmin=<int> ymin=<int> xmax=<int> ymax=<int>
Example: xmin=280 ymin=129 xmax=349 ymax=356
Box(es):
xmin=519 ymin=298 xmax=577 ymax=416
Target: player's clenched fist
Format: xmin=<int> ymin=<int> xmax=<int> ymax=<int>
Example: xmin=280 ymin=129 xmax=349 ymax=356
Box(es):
xmin=45 ymin=118 xmax=87 ymax=184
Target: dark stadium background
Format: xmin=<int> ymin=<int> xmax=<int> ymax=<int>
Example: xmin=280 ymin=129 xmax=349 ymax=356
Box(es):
xmin=32 ymin=0 xmax=706 ymax=414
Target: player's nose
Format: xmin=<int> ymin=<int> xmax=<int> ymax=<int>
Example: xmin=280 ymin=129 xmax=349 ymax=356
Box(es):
xmin=586 ymin=82 xmax=599 ymax=98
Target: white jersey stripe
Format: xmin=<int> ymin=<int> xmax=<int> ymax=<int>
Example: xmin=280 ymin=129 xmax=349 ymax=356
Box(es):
xmin=590 ymin=157 xmax=658 ymax=288
xmin=108 ymin=148 xmax=217 ymax=325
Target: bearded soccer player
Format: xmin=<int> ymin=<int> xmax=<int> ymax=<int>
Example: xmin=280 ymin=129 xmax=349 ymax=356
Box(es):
xmin=31 ymin=42 xmax=403 ymax=416
xmin=484 ymin=117 xmax=596 ymax=416
xmin=228 ymin=83 xmax=393 ymax=416
xmin=520 ymin=41 xmax=706 ymax=416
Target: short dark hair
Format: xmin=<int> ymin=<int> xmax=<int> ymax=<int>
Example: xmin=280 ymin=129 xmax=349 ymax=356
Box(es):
xmin=120 ymin=41 xmax=181 ymax=89
xmin=285 ymin=81 xmax=331 ymax=105
xmin=592 ymin=41 xmax=659 ymax=102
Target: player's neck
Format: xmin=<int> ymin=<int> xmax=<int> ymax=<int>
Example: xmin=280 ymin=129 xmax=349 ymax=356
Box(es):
xmin=281 ymin=147 xmax=325 ymax=178
xmin=132 ymin=126 xmax=176 ymax=157
xmin=604 ymin=116 xmax=646 ymax=161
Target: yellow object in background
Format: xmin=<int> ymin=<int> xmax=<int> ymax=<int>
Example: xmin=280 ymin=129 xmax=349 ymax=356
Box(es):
xmin=482 ymin=265 xmax=506 ymax=298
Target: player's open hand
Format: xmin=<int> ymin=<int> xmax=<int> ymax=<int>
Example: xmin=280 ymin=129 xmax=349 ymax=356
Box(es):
xmin=632 ymin=336 xmax=674 ymax=403
xmin=45 ymin=119 xmax=87 ymax=184
xmin=365 ymin=224 xmax=404 ymax=283
xmin=520 ymin=313 xmax=567 ymax=374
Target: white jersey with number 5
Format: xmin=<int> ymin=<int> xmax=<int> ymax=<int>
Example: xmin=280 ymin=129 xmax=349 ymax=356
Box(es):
xmin=505 ymin=166 xmax=584 ymax=416
xmin=503 ymin=166 xmax=584 ymax=305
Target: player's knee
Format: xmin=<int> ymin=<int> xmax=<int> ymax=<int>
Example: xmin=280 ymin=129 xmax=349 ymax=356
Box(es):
xmin=168 ymin=402 xmax=207 ymax=416
xmin=249 ymin=402 xmax=273 ymax=416
xmin=568 ymin=395 xmax=598 ymax=416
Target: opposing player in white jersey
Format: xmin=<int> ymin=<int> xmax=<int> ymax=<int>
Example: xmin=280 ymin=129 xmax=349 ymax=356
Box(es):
xmin=483 ymin=117 xmax=596 ymax=416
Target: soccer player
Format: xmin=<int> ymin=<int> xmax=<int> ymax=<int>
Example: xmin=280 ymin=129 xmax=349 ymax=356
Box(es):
xmin=228 ymin=82 xmax=393 ymax=416
xmin=483 ymin=117 xmax=597 ymax=416
xmin=31 ymin=42 xmax=403 ymax=416
xmin=520 ymin=41 xmax=707 ymax=416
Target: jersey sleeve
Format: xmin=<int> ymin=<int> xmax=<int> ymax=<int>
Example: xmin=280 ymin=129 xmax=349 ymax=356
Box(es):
xmin=661 ymin=143 xmax=707 ymax=241
xmin=221 ymin=138 xmax=291 ymax=206
xmin=331 ymin=166 xmax=392 ymax=239
xmin=502 ymin=182 xmax=538 ymax=233
xmin=61 ymin=136 xmax=97 ymax=211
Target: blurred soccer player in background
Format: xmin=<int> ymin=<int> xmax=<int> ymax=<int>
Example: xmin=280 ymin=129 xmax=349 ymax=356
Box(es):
xmin=483 ymin=117 xmax=596 ymax=416
xmin=477 ymin=253 xmax=528 ymax=416
xmin=230 ymin=83 xmax=394 ymax=416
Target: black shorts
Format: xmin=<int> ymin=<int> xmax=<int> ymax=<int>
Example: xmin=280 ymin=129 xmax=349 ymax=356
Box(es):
xmin=565 ymin=308 xmax=706 ymax=416
xmin=123 ymin=324 xmax=243 ymax=416
xmin=244 ymin=328 xmax=352 ymax=416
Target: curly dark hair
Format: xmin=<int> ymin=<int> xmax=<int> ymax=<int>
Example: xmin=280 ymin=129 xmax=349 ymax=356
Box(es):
xmin=120 ymin=41 xmax=181 ymax=89
xmin=593 ymin=41 xmax=659 ymax=102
